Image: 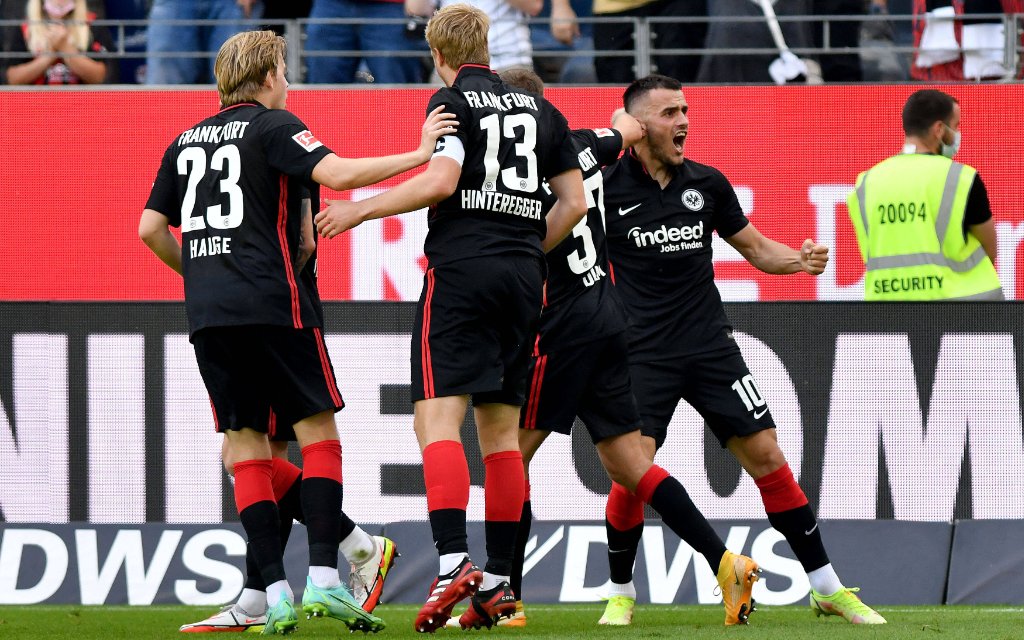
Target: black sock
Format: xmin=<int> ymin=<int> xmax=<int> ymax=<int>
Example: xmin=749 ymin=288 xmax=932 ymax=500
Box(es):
xmin=484 ymin=520 xmax=519 ymax=577
xmin=648 ymin=476 xmax=727 ymax=570
xmin=244 ymin=544 xmax=265 ymax=592
xmin=429 ymin=508 xmax=469 ymax=558
xmin=767 ymin=505 xmax=830 ymax=572
xmin=605 ymin=520 xmax=643 ymax=585
xmin=301 ymin=477 xmax=342 ymax=568
xmin=510 ymin=500 xmax=532 ymax=600
xmin=239 ymin=500 xmax=286 ymax=586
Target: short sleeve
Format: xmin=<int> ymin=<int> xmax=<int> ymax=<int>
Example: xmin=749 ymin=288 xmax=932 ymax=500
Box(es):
xmin=427 ymin=88 xmax=471 ymax=148
xmin=257 ymin=110 xmax=334 ymax=182
xmin=578 ymin=128 xmax=623 ymax=167
xmin=144 ymin=145 xmax=181 ymax=227
xmin=963 ymin=174 xmax=993 ymax=228
xmin=540 ymin=100 xmax=578 ymax=178
xmin=710 ymin=170 xmax=749 ymax=239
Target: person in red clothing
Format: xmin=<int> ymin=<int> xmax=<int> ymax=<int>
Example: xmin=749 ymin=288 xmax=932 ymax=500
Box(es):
xmin=4 ymin=0 xmax=114 ymax=84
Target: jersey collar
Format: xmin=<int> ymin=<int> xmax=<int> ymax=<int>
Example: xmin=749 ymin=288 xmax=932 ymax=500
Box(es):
xmin=219 ymin=101 xmax=262 ymax=113
xmin=455 ymin=63 xmax=496 ymax=81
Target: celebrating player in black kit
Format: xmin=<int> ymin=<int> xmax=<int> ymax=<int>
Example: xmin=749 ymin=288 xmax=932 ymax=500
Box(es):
xmin=138 ymin=30 xmax=457 ymax=636
xmin=600 ymin=75 xmax=885 ymax=625
xmin=314 ymin=4 xmax=586 ymax=633
xmin=490 ymin=68 xmax=760 ymax=629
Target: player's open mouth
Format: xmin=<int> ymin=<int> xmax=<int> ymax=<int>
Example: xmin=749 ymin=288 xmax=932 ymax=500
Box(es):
xmin=673 ymin=132 xmax=686 ymax=152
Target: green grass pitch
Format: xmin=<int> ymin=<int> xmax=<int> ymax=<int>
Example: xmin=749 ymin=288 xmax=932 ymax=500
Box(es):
xmin=0 ymin=604 xmax=1021 ymax=639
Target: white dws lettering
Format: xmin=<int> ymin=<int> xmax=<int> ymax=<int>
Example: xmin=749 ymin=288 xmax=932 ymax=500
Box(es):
xmin=628 ymin=221 xmax=704 ymax=249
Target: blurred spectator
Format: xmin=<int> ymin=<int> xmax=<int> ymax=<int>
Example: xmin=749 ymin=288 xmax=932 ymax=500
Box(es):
xmin=592 ymin=0 xmax=706 ymax=83
xmin=911 ymin=0 xmax=1024 ymax=81
xmin=860 ymin=0 xmax=911 ymax=80
xmin=145 ymin=0 xmax=261 ymax=84
xmin=264 ymin=0 xmax=312 ymax=35
xmin=4 ymin=0 xmax=114 ymax=84
xmin=306 ymin=0 xmax=426 ymax=83
xmin=406 ymin=0 xmax=540 ymax=73
xmin=104 ymin=0 xmax=146 ymax=83
xmin=531 ymin=0 xmax=597 ymax=83
xmin=812 ymin=0 xmax=875 ymax=81
xmin=697 ymin=0 xmax=814 ymax=83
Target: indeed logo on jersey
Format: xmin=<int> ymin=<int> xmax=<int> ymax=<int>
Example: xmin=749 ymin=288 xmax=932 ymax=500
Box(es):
xmin=627 ymin=221 xmax=704 ymax=252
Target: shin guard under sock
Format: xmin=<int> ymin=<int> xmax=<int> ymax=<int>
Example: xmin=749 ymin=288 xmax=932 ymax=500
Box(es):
xmin=423 ymin=440 xmax=470 ymax=556
xmin=756 ymin=464 xmax=830 ymax=572
xmin=636 ymin=465 xmax=726 ymax=569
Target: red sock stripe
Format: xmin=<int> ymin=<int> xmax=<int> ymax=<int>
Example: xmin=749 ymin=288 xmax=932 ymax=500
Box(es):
xmin=421 ymin=269 xmax=436 ymax=399
xmin=233 ymin=459 xmax=275 ymax=512
xmin=270 ymin=457 xmax=302 ymax=502
xmin=523 ymin=354 xmax=547 ymax=430
xmin=483 ymin=450 xmax=525 ymax=522
xmin=313 ymin=327 xmax=344 ymax=408
xmin=634 ymin=464 xmax=670 ymax=505
xmin=301 ymin=440 xmax=342 ymax=482
xmin=754 ymin=463 xmax=809 ymax=513
xmin=606 ymin=481 xmax=644 ymax=531
xmin=276 ymin=174 xmax=302 ymax=329
xmin=423 ymin=440 xmax=470 ymax=511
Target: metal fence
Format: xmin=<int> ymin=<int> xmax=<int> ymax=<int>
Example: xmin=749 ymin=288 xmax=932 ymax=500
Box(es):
xmin=0 ymin=12 xmax=1020 ymax=83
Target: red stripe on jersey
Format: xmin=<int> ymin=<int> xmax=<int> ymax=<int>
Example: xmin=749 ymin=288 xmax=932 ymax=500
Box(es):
xmin=314 ymin=327 xmax=344 ymax=407
xmin=208 ymin=397 xmax=219 ymax=432
xmin=523 ymin=354 xmax=547 ymax=429
xmin=421 ymin=269 xmax=436 ymax=399
xmin=276 ymin=174 xmax=302 ymax=328
xmin=219 ymin=102 xmax=259 ymax=113
xmin=608 ymin=260 xmax=616 ymax=285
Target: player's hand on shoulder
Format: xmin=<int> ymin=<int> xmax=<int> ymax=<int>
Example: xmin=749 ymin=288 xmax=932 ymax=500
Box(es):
xmin=315 ymin=198 xmax=364 ymax=239
xmin=611 ymin=108 xmax=645 ymax=149
xmin=800 ymin=238 xmax=829 ymax=275
xmin=419 ymin=105 xmax=459 ymax=160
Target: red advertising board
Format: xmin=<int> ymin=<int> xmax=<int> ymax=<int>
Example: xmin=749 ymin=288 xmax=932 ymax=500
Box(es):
xmin=1 ymin=85 xmax=1021 ymax=300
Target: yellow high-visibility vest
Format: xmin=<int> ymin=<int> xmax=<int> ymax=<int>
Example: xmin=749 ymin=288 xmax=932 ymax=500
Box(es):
xmin=847 ymin=153 xmax=1002 ymax=301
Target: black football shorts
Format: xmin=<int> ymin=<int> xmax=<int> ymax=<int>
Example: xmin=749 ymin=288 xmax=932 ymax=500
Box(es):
xmin=192 ymin=325 xmax=344 ymax=437
xmin=630 ymin=342 xmax=775 ymax=448
xmin=521 ymin=330 xmax=643 ymax=444
xmin=411 ymin=255 xmax=544 ymax=405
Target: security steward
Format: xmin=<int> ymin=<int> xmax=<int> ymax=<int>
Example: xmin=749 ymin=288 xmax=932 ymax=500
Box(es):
xmin=847 ymin=89 xmax=1002 ymax=300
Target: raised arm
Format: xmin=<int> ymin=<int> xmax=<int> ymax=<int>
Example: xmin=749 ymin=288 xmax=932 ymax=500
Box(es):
xmin=310 ymin=106 xmax=457 ymax=191
xmin=542 ymin=168 xmax=587 ymax=252
xmin=724 ymin=223 xmax=828 ymax=275
xmin=611 ymin=108 xmax=645 ymax=149
xmin=315 ymin=156 xmax=462 ymax=238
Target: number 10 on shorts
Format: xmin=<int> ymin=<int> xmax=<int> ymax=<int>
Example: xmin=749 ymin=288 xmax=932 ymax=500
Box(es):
xmin=731 ymin=374 xmax=765 ymax=413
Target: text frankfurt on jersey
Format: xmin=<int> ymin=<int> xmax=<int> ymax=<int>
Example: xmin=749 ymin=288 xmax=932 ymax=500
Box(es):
xmin=177 ymin=121 xmax=250 ymax=146
xmin=461 ymin=190 xmax=544 ymax=220
xmin=628 ymin=221 xmax=705 ymax=252
xmin=462 ymin=90 xmax=538 ymax=112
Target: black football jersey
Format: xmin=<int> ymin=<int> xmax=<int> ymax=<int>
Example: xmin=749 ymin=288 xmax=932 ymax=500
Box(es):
xmin=423 ymin=65 xmax=579 ymax=267
xmin=146 ymin=103 xmax=332 ymax=335
xmin=602 ymin=151 xmax=749 ymax=362
xmin=537 ymin=127 xmax=628 ymax=352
